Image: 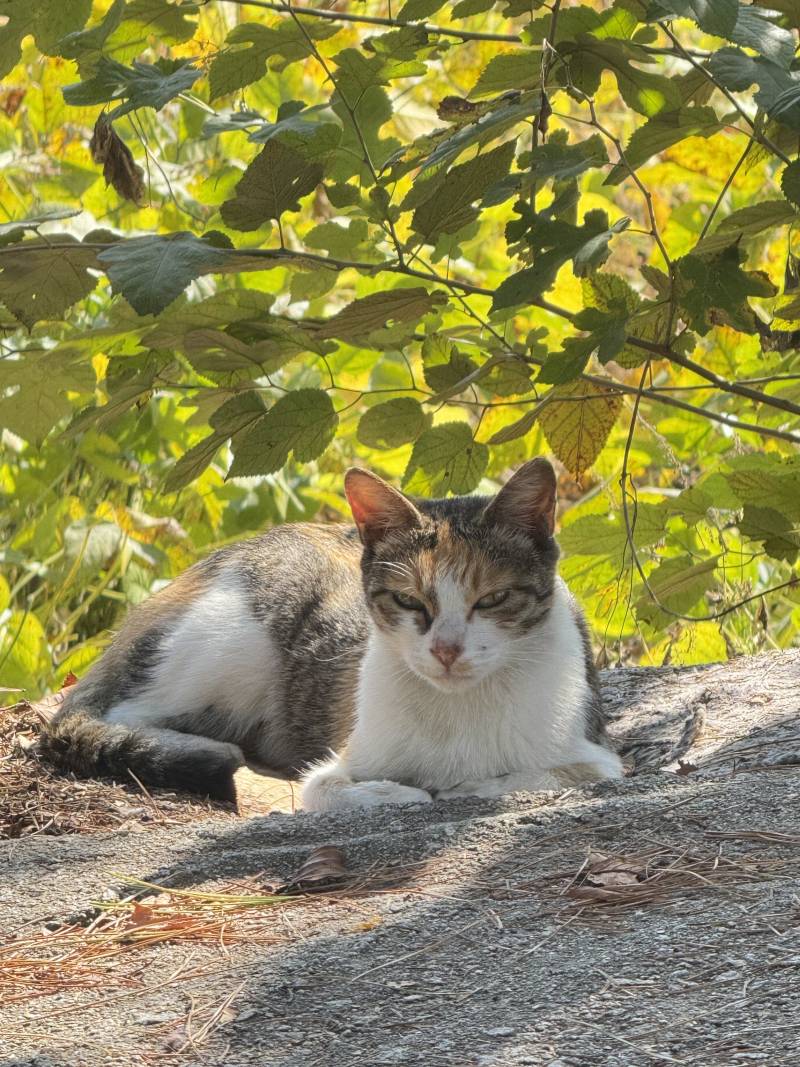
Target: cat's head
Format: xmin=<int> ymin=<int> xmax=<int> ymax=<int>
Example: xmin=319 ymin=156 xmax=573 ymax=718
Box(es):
xmin=345 ymin=460 xmax=560 ymax=692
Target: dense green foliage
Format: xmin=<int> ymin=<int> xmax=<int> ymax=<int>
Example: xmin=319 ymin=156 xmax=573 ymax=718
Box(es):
xmin=1 ymin=0 xmax=799 ymax=696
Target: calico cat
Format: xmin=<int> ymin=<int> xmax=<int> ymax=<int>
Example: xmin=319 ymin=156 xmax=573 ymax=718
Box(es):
xmin=40 ymin=459 xmax=623 ymax=809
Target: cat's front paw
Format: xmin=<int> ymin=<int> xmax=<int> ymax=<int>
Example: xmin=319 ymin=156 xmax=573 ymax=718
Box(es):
xmin=348 ymin=780 xmax=433 ymax=809
xmin=437 ymin=777 xmax=508 ymax=800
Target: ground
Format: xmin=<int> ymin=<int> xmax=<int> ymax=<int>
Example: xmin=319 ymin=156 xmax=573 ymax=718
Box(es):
xmin=1 ymin=650 xmax=799 ymax=1067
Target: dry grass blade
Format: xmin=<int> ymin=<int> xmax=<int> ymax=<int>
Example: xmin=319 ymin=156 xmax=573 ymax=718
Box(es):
xmin=0 ymin=877 xmax=293 ymax=1003
xmin=559 ymin=843 xmax=794 ymax=915
xmin=160 ymin=982 xmax=247 ymax=1053
xmin=705 ymin=829 xmax=800 ymax=845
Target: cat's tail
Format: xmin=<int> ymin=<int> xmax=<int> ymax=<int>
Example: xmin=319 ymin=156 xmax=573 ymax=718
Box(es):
xmin=37 ymin=704 xmax=243 ymax=803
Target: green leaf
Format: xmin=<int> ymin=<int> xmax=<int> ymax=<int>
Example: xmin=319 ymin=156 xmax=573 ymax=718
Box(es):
xmin=418 ymin=93 xmax=541 ymax=173
xmin=0 ymin=236 xmax=99 ymax=328
xmin=63 ymin=56 xmax=200 ymax=119
xmin=410 ymin=143 xmax=515 ymax=244
xmin=316 ymin=288 xmax=446 ymax=342
xmin=725 ymin=459 xmax=800 ymax=519
xmin=539 ymin=307 xmax=628 ymax=384
xmin=423 ymin=348 xmax=479 ymax=393
xmin=0 ymin=0 xmax=92 ymax=78
xmin=781 ymin=161 xmax=800 ymax=209
xmin=660 ymin=0 xmax=738 ymax=36
xmin=204 ymin=102 xmax=341 ymax=159
xmin=605 ymin=107 xmax=721 ymax=184
xmin=470 ymin=53 xmax=539 ymax=98
xmin=494 ymin=209 xmax=629 ymax=310
xmin=0 ymin=611 xmax=48 ymax=691
xmin=61 ymin=0 xmax=198 ymax=69
xmin=693 ymin=200 xmax=796 ymax=255
xmin=708 ymin=48 xmax=800 ymax=130
xmin=739 ymin=506 xmax=800 ymax=563
xmin=0 ymin=347 xmax=95 ymax=444
xmin=486 ymin=406 xmax=541 ymax=445
xmin=538 ymin=337 xmax=595 ymax=385
xmin=676 ymin=245 xmax=777 ymax=335
xmin=560 ymin=505 xmax=666 ymax=562
xmin=565 ymin=40 xmax=681 ymax=118
xmin=403 ymin=422 xmax=488 ymax=495
xmin=727 ymin=5 xmax=795 ymax=69
xmin=538 ymin=379 xmax=622 ymax=478
xmin=228 ymin=389 xmax=338 ymax=477
xmin=357 ymin=397 xmax=428 ymax=449
xmin=164 ymin=431 xmax=227 ymax=493
xmin=0 ymin=209 xmax=82 ymax=247
xmin=220 ymin=141 xmax=324 ymax=231
xmin=636 ymin=555 xmax=719 ymax=627
xmin=397 ymin=0 xmax=445 ymax=20
xmin=485 ymin=134 xmax=609 ymax=207
xmin=208 ymin=19 xmax=339 ymax=99
xmin=165 ymin=392 xmax=268 ymax=491
xmin=99 ymin=233 xmax=246 ymax=316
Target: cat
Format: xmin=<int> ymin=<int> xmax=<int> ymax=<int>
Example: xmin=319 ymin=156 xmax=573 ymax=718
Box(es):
xmin=39 ymin=458 xmax=623 ymax=809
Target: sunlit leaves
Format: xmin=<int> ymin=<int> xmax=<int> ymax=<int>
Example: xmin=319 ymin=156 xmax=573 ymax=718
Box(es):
xmin=494 ymin=208 xmax=629 ymax=310
xmin=0 ymin=347 xmax=95 ymax=444
xmin=229 ymin=390 xmax=338 ymax=477
xmin=63 ymin=56 xmax=200 ymax=119
xmin=409 ymin=142 xmax=515 ymax=244
xmin=0 ymin=0 xmax=92 ymax=78
xmin=708 ymin=48 xmax=800 ymax=130
xmin=605 ymin=107 xmax=720 ymax=184
xmin=403 ymin=422 xmax=488 ymax=495
xmin=208 ymin=18 xmax=339 ymax=100
xmin=316 ymin=288 xmax=446 ymax=342
xmin=0 ymin=237 xmax=99 ymax=328
xmin=220 ymin=141 xmax=324 ymax=231
xmin=676 ymin=246 xmax=778 ymax=335
xmin=357 ymin=398 xmax=428 ymax=450
xmin=635 ymin=556 xmax=719 ymax=628
xmin=693 ymin=201 xmax=797 ymax=255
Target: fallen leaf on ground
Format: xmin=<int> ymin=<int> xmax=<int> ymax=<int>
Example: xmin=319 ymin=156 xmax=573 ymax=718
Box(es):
xmin=273 ymin=845 xmax=349 ymax=895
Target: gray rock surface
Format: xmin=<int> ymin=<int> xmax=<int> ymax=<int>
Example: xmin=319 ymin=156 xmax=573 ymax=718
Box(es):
xmin=2 ymin=651 xmax=799 ymax=1067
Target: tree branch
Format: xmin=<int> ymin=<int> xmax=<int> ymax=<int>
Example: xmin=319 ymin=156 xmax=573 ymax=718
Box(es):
xmin=216 ymin=0 xmax=523 ymax=43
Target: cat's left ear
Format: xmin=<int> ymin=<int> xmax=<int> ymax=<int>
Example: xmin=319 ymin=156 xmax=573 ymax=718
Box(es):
xmin=483 ymin=458 xmax=557 ymax=540
xmin=345 ymin=468 xmax=422 ymax=547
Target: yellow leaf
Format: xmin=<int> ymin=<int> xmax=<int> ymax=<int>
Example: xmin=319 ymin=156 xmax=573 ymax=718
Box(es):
xmin=539 ymin=379 xmax=623 ymax=478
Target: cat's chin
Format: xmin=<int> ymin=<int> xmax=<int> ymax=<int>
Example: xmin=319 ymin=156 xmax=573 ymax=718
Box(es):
xmin=414 ymin=668 xmax=483 ymax=693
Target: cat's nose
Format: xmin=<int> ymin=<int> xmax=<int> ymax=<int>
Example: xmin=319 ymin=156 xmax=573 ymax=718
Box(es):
xmin=430 ymin=640 xmax=463 ymax=669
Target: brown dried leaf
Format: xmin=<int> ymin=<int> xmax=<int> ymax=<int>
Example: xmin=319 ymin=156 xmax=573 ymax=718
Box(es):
xmin=3 ymin=671 xmax=80 ymax=727
xmin=437 ymin=95 xmax=477 ymax=122
xmin=675 ymin=759 xmax=698 ymax=776
xmin=89 ymin=114 xmax=146 ymax=205
xmin=1 ymin=89 xmax=25 ymax=117
xmin=565 ymin=851 xmax=656 ymax=905
xmin=274 ymin=845 xmax=349 ymax=895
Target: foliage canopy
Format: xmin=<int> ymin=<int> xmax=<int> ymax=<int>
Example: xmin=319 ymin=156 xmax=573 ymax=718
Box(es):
xmin=1 ymin=0 xmax=800 ymax=694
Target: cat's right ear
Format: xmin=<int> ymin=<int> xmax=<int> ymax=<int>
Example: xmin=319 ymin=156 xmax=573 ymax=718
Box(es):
xmin=345 ymin=469 xmax=422 ymax=547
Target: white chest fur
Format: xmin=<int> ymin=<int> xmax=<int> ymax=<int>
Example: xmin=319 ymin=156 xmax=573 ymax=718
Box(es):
xmin=344 ymin=580 xmax=593 ymax=792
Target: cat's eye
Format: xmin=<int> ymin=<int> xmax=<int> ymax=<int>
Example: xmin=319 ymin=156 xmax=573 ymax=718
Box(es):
xmin=474 ymin=590 xmax=510 ymax=610
xmin=392 ymin=591 xmax=425 ymax=611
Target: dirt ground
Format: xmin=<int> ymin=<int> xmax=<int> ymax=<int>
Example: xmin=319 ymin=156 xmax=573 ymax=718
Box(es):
xmin=1 ymin=650 xmax=799 ymax=1067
